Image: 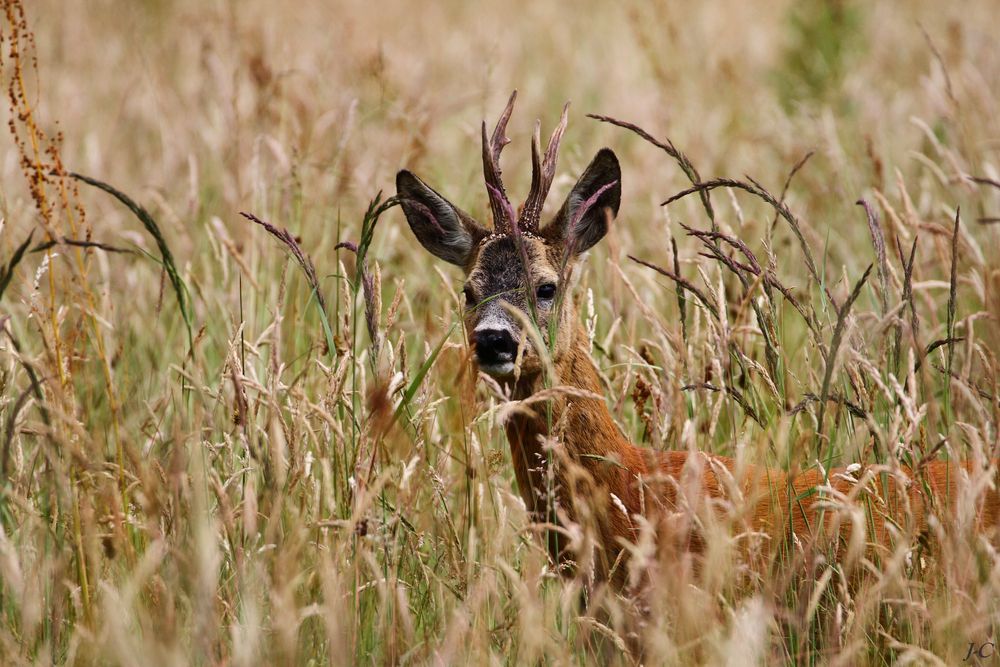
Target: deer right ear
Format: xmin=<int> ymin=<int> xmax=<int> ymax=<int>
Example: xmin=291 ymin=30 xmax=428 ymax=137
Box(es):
xmin=396 ymin=170 xmax=488 ymax=267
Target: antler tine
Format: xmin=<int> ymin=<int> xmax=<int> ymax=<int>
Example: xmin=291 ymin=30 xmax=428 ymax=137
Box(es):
xmin=525 ymin=119 xmax=544 ymax=230
xmin=519 ymin=101 xmax=569 ymax=233
xmin=482 ymin=90 xmax=518 ymax=233
xmin=491 ymin=89 xmax=517 ymax=153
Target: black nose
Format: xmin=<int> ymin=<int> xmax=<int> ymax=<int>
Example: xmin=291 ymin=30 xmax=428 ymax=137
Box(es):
xmin=473 ymin=329 xmax=516 ymax=364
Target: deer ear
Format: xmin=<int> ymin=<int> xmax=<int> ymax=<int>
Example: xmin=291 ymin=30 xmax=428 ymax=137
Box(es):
xmin=396 ymin=170 xmax=487 ymax=266
xmin=541 ymin=148 xmax=621 ymax=254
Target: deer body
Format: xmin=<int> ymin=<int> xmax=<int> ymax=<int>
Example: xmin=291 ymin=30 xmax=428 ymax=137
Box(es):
xmin=504 ymin=319 xmax=1000 ymax=581
xmin=396 ymin=92 xmax=999 ymax=586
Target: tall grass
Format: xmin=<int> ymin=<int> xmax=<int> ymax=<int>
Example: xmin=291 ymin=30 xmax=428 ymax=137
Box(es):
xmin=1 ymin=0 xmax=998 ymax=664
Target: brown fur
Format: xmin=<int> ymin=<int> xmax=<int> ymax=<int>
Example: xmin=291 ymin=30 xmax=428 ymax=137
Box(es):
xmin=503 ymin=319 xmax=1000 ymax=586
xmin=395 ymin=108 xmax=998 ymax=590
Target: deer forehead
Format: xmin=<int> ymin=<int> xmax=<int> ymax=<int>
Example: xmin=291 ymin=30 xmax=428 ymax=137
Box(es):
xmin=466 ymin=235 xmax=560 ymax=295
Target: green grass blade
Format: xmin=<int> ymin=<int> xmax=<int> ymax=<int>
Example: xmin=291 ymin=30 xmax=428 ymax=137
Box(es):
xmin=391 ymin=323 xmax=457 ymax=429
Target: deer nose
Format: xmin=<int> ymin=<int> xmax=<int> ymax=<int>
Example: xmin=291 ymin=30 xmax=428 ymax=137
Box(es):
xmin=473 ymin=329 xmax=516 ymax=365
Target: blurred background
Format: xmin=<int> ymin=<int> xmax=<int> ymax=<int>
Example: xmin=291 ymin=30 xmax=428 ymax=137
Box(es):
xmin=26 ymin=0 xmax=998 ymax=269
xmin=3 ymin=0 xmax=999 ymax=663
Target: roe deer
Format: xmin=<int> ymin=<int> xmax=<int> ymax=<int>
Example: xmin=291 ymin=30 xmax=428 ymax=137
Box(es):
xmin=395 ymin=91 xmax=1000 ymax=587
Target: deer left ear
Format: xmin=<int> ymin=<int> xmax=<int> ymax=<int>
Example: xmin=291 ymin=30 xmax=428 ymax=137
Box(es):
xmin=541 ymin=148 xmax=621 ymax=254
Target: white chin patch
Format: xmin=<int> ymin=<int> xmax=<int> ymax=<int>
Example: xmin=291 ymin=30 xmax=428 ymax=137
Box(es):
xmin=478 ymin=361 xmax=515 ymax=377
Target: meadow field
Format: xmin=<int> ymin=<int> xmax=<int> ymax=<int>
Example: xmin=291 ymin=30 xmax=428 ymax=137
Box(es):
xmin=1 ymin=0 xmax=999 ymax=663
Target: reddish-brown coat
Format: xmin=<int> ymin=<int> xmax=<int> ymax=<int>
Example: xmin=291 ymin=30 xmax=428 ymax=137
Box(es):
xmin=504 ymin=325 xmax=1000 ymax=581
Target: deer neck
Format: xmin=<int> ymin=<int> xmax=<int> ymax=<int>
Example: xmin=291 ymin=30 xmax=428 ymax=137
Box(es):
xmin=503 ymin=323 xmax=642 ymax=517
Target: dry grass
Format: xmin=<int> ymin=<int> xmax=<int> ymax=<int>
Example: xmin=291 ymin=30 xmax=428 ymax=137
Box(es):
xmin=1 ymin=0 xmax=999 ymax=663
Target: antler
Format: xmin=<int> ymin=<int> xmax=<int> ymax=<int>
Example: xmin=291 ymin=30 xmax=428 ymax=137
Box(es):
xmin=519 ymin=102 xmax=569 ymax=233
xmin=482 ymin=93 xmax=571 ymax=235
xmin=482 ymin=90 xmax=518 ymax=234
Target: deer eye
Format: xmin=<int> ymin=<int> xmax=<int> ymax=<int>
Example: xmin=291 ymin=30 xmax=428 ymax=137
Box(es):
xmin=536 ymin=283 xmax=557 ymax=300
xmin=462 ymin=284 xmax=476 ymax=306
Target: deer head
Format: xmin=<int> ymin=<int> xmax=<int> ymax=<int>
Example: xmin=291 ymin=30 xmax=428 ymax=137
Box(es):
xmin=396 ymin=91 xmax=621 ymax=381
